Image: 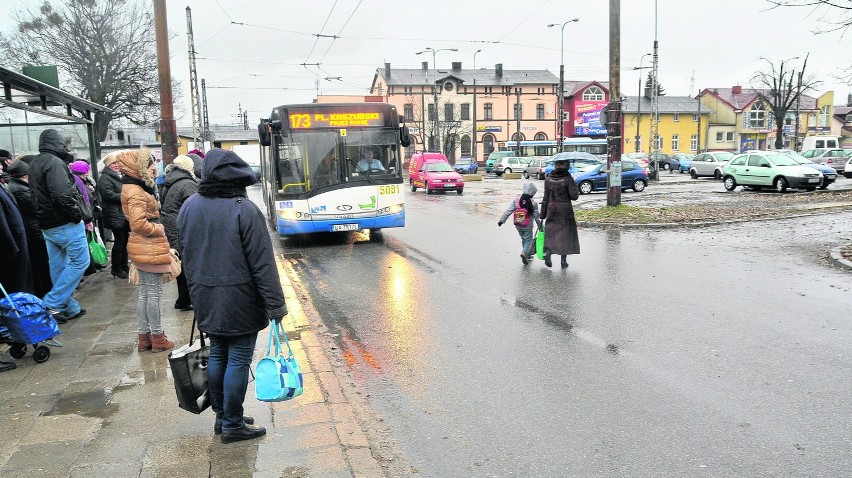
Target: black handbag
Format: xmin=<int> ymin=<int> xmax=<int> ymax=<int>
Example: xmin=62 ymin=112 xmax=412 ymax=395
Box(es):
xmin=167 ymin=315 xmax=210 ymax=414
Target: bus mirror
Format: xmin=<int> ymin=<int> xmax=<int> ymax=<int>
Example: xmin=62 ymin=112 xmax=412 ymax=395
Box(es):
xmin=258 ymin=121 xmax=271 ymax=146
xmin=400 ymin=125 xmax=411 ymax=147
xmin=399 ymin=115 xmax=405 ymax=124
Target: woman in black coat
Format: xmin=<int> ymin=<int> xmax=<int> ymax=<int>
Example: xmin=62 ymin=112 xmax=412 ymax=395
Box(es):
xmin=6 ymin=160 xmax=52 ymax=296
xmin=96 ymin=154 xmax=130 ymax=279
xmin=160 ymin=156 xmax=198 ymax=311
xmin=540 ymin=157 xmax=581 ymax=268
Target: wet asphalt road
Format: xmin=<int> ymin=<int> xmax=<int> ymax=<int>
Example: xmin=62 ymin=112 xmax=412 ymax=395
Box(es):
xmin=262 ymin=178 xmax=852 ymax=477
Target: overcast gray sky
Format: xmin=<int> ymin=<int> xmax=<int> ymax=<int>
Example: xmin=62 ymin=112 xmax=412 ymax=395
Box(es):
xmin=2 ymin=0 xmax=850 ymax=127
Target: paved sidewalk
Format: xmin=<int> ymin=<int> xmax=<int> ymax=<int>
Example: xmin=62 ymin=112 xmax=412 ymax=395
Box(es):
xmin=0 ymin=254 xmax=384 ymax=477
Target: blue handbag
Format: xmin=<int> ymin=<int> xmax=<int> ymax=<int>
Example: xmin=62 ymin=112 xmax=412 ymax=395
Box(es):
xmin=255 ymin=321 xmax=304 ymax=402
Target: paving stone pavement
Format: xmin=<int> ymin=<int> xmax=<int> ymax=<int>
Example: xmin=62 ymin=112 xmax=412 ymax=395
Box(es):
xmin=0 ymin=254 xmax=385 ymax=478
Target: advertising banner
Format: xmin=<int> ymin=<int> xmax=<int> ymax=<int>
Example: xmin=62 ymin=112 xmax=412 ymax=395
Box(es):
xmin=574 ymin=101 xmax=607 ymax=135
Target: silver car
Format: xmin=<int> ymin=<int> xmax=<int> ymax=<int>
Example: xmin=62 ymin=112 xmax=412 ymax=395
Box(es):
xmin=523 ymin=157 xmax=549 ymax=180
xmin=689 ymin=151 xmax=735 ymax=179
xmin=494 ymin=156 xmax=531 ymax=176
xmin=802 ymin=148 xmax=851 ymax=173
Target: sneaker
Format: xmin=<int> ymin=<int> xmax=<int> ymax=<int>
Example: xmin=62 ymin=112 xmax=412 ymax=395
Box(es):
xmin=214 ymin=416 xmax=255 ymax=435
xmin=220 ymin=423 xmax=266 ymax=444
xmin=174 ymin=303 xmax=193 ymax=311
xmin=520 ymin=254 xmax=528 ymax=265
xmin=66 ymin=308 xmax=86 ymax=320
xmin=47 ymin=308 xmax=68 ymax=324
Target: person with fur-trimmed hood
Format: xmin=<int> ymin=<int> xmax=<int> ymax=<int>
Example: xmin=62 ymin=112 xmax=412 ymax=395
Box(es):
xmin=160 ymin=155 xmax=198 ymax=311
xmin=115 ymin=148 xmax=175 ymax=353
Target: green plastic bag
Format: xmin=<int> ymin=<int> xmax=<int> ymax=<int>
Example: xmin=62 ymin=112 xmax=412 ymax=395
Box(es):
xmin=536 ymin=226 xmax=545 ymax=260
xmin=87 ymin=230 xmax=108 ymax=267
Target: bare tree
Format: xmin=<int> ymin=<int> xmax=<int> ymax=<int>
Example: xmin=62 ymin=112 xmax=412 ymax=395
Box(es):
xmin=766 ymin=1 xmax=852 ymax=34
xmin=752 ymin=57 xmax=821 ymax=149
xmin=0 ymin=0 xmax=165 ymax=144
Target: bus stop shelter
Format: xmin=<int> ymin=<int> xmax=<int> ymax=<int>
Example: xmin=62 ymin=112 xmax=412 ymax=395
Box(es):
xmin=0 ymin=65 xmax=111 ymax=182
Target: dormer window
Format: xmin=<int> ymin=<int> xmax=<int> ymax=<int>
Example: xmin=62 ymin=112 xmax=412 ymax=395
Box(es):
xmin=846 ymin=113 xmax=852 ymax=123
xmin=748 ymin=103 xmax=765 ymax=129
xmin=443 ymin=81 xmax=454 ymax=92
xmin=583 ymin=86 xmax=604 ymax=101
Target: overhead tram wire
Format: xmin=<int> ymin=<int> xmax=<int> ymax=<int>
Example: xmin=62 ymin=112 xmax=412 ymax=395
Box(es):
xmin=305 ymin=0 xmax=339 ymax=62
xmin=497 ymin=0 xmax=552 ymax=42
xmin=318 ymin=0 xmax=363 ymax=63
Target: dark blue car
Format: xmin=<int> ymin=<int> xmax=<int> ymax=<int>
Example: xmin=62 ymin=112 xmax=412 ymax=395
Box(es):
xmin=572 ymin=159 xmax=649 ymax=194
xmin=774 ymin=149 xmax=837 ymax=189
xmin=453 ymin=157 xmax=478 ymax=174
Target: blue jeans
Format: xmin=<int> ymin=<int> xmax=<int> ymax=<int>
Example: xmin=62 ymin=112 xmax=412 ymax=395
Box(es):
xmin=517 ymin=228 xmax=534 ymax=257
xmin=208 ymin=333 xmax=258 ymax=429
xmin=41 ymin=222 xmax=89 ymax=315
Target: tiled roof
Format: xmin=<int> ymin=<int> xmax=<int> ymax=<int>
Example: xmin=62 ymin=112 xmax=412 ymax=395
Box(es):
xmin=563 ymin=81 xmax=610 ymax=97
xmin=833 ymin=105 xmax=852 ymax=116
xmin=702 ymin=87 xmax=818 ymax=111
xmin=379 ymin=68 xmax=559 ymax=87
xmin=622 ymin=96 xmax=712 ymax=114
xmin=177 ymin=126 xmax=258 ymax=142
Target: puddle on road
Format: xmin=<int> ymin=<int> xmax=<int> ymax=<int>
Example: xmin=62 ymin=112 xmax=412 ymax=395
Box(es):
xmin=43 ymin=389 xmax=118 ymax=419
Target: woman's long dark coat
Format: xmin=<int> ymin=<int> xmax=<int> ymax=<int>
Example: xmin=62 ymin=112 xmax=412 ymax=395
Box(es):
xmin=540 ymin=171 xmax=581 ymax=256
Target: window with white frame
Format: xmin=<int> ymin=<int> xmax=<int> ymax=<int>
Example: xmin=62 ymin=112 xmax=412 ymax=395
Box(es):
xmin=654 ymin=136 xmax=663 ymax=150
xmin=673 ymin=113 xmax=680 ymax=122
xmin=637 ymin=136 xmax=642 ymax=151
xmin=692 ymin=113 xmax=699 ymax=122
xmin=484 ymin=103 xmax=493 ymax=120
xmin=749 ymin=103 xmax=766 ymax=129
xmin=404 ymin=104 xmax=414 ymax=121
xmin=716 ymin=132 xmax=724 ymax=141
xmin=513 ymin=103 xmax=523 ymax=120
xmin=726 ymin=132 xmax=734 ymax=141
xmin=820 ymin=106 xmax=830 ymax=127
xmin=672 ymin=134 xmax=680 ymax=151
xmin=583 ymin=86 xmax=604 ymax=101
xmin=690 ymin=134 xmax=698 ymax=151
xmin=536 ymin=103 xmax=545 ymax=120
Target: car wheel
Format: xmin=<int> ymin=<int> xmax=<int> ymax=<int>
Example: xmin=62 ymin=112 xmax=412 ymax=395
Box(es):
xmin=523 ymin=171 xmax=529 ymax=179
xmin=690 ymin=170 xmax=698 ymax=179
xmin=714 ymin=170 xmax=722 ymax=180
xmin=426 ymin=186 xmax=433 ymax=194
xmin=632 ymin=179 xmax=646 ymax=192
xmin=723 ymin=176 xmax=737 ymax=191
xmin=774 ymin=177 xmax=788 ymax=193
xmin=819 ymin=183 xmax=829 ymax=190
xmin=457 ymin=188 xmax=463 ymax=195
xmin=579 ymin=181 xmax=593 ymax=195
xmin=410 ymin=182 xmax=417 ymax=192
xmin=662 ymin=162 xmax=670 ymax=171
xmin=505 ymin=168 xmax=512 ymax=174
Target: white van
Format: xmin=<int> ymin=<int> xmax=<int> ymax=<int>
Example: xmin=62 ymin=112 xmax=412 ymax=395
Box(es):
xmin=801 ymin=135 xmax=840 ymax=152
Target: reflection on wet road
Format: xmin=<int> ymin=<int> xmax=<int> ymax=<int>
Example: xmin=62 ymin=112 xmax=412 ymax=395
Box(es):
xmin=276 ymin=186 xmax=852 ymax=477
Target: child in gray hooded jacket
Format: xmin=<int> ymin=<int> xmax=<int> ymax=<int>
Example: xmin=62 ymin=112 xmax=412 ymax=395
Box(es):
xmin=498 ymin=182 xmax=543 ymax=265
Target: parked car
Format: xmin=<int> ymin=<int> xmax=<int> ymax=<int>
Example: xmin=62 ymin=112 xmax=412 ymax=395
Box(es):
xmin=801 ymin=135 xmax=840 ymax=151
xmin=571 ymin=159 xmax=649 ymax=194
xmin=494 ymin=156 xmax=531 ymax=176
xmin=845 ymin=157 xmax=852 ymax=178
xmin=523 ymin=157 xmax=549 ymax=179
xmin=722 ymin=151 xmax=823 ymax=193
xmin=410 ymin=159 xmax=464 ymax=195
xmin=689 ymin=151 xmax=735 ymax=179
xmin=648 ymin=152 xmax=679 ymax=171
xmin=672 ymin=153 xmax=694 ymax=173
xmin=802 ymin=148 xmax=851 ymax=173
xmin=452 ymin=157 xmax=478 ymax=174
xmin=625 ymin=152 xmax=650 ymax=168
xmin=485 ymin=151 xmax=515 ymax=173
xmin=773 ymin=149 xmax=837 ymax=189
xmin=543 ymin=152 xmax=602 ymax=176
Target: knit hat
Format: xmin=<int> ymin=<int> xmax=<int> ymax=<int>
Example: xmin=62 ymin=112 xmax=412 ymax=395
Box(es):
xmin=70 ymin=160 xmax=91 ymax=175
xmin=103 ymin=153 xmax=118 ymax=167
xmin=172 ymin=155 xmax=195 ymax=175
xmin=7 ymin=160 xmax=28 ymax=178
xmin=0 ymin=149 xmax=11 ymax=159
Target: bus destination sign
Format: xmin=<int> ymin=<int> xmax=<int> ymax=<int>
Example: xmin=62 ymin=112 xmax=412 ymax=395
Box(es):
xmin=289 ymin=111 xmax=383 ymax=129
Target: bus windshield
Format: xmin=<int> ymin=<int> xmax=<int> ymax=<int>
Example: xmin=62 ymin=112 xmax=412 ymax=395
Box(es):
xmin=275 ymin=129 xmax=401 ymax=194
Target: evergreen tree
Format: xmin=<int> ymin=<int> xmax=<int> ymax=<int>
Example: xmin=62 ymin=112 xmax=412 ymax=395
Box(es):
xmin=644 ymin=72 xmax=666 ymax=96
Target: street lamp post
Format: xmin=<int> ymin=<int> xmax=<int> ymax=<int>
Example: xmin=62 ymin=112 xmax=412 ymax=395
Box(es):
xmin=634 ymin=53 xmax=652 ymax=153
xmin=416 ymin=47 xmax=458 ymax=154
xmin=548 ymin=19 xmax=579 ymax=153
xmin=472 ymin=49 xmax=482 ymax=163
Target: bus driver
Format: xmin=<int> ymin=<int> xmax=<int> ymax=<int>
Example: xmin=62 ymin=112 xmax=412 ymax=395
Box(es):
xmin=356 ymin=148 xmax=384 ymax=172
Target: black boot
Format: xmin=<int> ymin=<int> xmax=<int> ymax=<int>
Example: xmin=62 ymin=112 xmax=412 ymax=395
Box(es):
xmin=215 ymin=416 xmax=255 ymax=435
xmin=561 ymin=256 xmax=569 ymax=268
xmin=544 ymin=254 xmax=552 ymax=268
xmin=221 ymin=423 xmax=266 ymax=444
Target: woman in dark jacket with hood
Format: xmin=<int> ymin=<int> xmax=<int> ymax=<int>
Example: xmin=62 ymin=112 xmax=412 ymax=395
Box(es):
xmin=540 ymin=157 xmax=580 ymax=268
xmin=97 ymin=153 xmax=130 ymax=279
xmin=160 ymin=155 xmax=198 ymax=310
xmin=178 ymin=148 xmax=286 ymax=444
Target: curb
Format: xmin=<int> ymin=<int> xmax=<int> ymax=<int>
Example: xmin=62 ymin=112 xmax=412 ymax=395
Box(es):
xmin=829 ymin=247 xmax=852 ymax=271
xmin=577 ymin=207 xmax=852 ymax=229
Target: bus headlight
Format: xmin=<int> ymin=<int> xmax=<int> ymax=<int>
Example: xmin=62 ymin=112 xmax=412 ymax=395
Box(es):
xmin=387 ymin=203 xmax=404 ymax=214
xmin=277 ymin=210 xmax=298 ymax=220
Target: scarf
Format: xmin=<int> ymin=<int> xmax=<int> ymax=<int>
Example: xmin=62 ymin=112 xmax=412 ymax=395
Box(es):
xmin=198 ymin=181 xmax=247 ymax=198
xmin=121 ymin=175 xmax=156 ymax=196
xmin=73 ymin=175 xmax=90 ymax=205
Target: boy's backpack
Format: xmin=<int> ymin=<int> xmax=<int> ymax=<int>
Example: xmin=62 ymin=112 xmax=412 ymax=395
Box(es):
xmin=512 ymin=198 xmax=531 ymax=227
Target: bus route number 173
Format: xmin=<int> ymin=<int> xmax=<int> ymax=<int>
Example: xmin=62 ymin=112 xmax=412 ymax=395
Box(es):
xmin=379 ymin=185 xmax=400 ymax=195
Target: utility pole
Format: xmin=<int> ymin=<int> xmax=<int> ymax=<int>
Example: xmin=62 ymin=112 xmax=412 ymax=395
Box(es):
xmin=472 ymin=49 xmax=481 ymax=163
xmin=154 ymin=0 xmax=177 ymax=165
xmin=649 ymin=0 xmax=660 ymax=180
xmin=201 ymin=78 xmax=209 ymax=144
xmin=606 ymin=0 xmax=622 ymax=206
xmin=795 ymin=69 xmax=803 ymax=151
xmin=634 ymin=53 xmax=651 ymax=153
xmin=696 ymin=92 xmax=702 ymax=153
xmin=515 ymin=88 xmax=522 ymax=157
xmin=186 ymin=7 xmax=204 ymax=153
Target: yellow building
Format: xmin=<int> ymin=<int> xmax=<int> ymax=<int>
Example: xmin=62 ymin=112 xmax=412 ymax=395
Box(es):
xmin=161 ymin=126 xmax=260 ymax=156
xmin=698 ymin=86 xmax=833 ymax=151
xmin=621 ymin=96 xmax=711 ymax=155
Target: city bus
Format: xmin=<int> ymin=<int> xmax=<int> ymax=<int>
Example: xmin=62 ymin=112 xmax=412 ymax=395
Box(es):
xmin=258 ymin=103 xmax=411 ymax=236
xmin=502 ymin=138 xmax=608 ymax=159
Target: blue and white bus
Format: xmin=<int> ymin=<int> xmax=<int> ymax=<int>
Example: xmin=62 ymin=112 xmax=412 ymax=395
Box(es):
xmin=258 ymin=103 xmax=411 ymax=237
xmin=502 ymin=138 xmax=607 ymax=159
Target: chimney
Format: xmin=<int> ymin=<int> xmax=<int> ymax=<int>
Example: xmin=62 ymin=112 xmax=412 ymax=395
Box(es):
xmin=732 ymin=85 xmax=742 ymax=94
xmin=384 ymin=62 xmax=391 ymax=78
xmin=421 ymin=61 xmax=429 ymax=70
xmin=495 ymin=63 xmax=503 ymax=77
xmin=644 ymin=84 xmax=652 ymax=99
xmin=847 ymin=93 xmax=851 ymax=107
xmin=451 ymin=62 xmax=462 ymax=71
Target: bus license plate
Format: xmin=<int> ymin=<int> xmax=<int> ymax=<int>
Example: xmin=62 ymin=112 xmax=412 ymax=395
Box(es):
xmin=333 ymin=224 xmax=359 ymax=231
